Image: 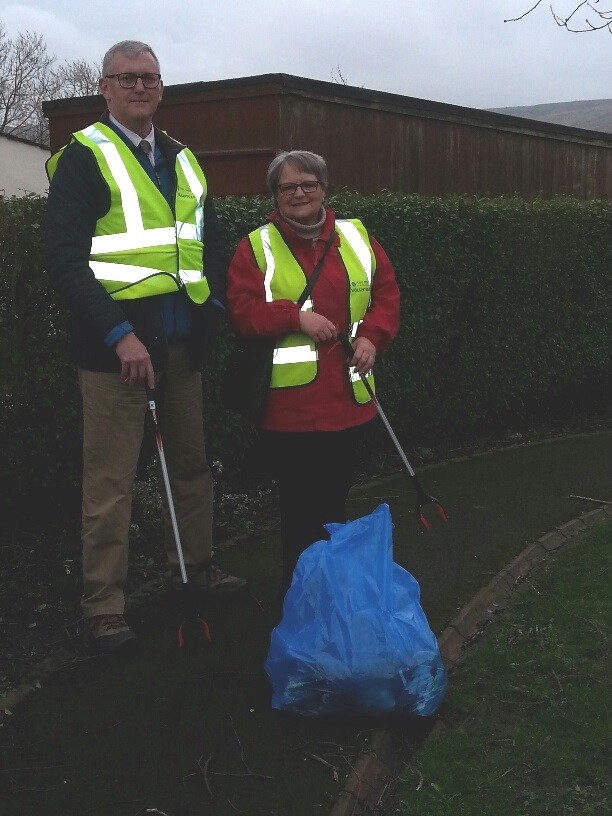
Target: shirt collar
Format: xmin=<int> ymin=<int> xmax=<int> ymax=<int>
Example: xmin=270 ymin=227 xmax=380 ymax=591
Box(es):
xmin=109 ymin=114 xmax=155 ymax=154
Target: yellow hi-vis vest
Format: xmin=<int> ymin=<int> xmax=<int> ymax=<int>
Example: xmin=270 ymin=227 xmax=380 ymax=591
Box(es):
xmin=46 ymin=122 xmax=211 ymax=304
xmin=248 ymin=219 xmax=376 ymax=404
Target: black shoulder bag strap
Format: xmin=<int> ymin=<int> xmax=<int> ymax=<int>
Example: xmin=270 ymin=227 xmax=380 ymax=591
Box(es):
xmin=296 ymin=227 xmax=337 ymax=307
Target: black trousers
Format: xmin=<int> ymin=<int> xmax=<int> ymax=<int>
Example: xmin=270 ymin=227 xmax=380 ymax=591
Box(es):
xmin=259 ymin=425 xmax=367 ymax=592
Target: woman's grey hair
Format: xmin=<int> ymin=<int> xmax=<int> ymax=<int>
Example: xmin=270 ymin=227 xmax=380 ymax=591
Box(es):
xmin=267 ymin=150 xmax=328 ymax=195
xmin=102 ymin=41 xmax=160 ymax=76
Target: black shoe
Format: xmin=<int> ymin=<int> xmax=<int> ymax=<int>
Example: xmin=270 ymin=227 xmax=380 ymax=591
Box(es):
xmin=88 ymin=614 xmax=138 ymax=655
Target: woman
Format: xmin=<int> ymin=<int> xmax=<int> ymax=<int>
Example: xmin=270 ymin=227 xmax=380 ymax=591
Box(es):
xmin=226 ymin=150 xmax=400 ymax=593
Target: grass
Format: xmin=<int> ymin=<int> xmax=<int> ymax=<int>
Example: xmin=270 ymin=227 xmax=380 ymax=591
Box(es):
xmin=399 ymin=518 xmax=611 ymax=816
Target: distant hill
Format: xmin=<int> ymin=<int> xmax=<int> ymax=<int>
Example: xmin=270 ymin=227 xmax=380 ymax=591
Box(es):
xmin=488 ymin=99 xmax=612 ymax=134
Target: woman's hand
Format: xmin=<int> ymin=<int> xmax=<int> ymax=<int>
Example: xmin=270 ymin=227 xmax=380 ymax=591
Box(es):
xmin=299 ymin=311 xmax=338 ymax=344
xmin=349 ymin=336 xmax=376 ymax=375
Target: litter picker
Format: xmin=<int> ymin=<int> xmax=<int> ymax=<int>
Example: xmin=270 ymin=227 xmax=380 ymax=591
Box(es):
xmin=146 ymin=385 xmax=211 ymax=649
xmin=339 ymin=334 xmax=447 ymax=530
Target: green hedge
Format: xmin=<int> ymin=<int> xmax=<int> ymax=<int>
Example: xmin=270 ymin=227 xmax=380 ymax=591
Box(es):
xmin=2 ymin=193 xmax=610 ymax=526
xmin=0 ymin=195 xmax=82 ymax=525
xmin=328 ymin=193 xmax=611 ymax=444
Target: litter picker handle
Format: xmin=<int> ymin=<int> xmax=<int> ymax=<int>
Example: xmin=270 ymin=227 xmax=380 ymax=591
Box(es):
xmin=145 ymin=385 xmax=188 ymax=585
xmin=145 ymin=386 xmax=212 ymax=652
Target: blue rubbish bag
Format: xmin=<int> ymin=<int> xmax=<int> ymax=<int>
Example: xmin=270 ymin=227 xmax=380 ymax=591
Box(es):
xmin=265 ymin=503 xmax=447 ymax=716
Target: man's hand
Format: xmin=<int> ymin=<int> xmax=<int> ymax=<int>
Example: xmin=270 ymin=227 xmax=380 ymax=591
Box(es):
xmin=299 ymin=311 xmax=338 ymax=344
xmin=115 ymin=332 xmax=155 ymax=389
xmin=349 ymin=336 xmax=376 ymax=376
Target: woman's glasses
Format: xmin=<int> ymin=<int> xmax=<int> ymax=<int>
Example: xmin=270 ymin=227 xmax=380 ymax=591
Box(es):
xmin=277 ymin=181 xmax=320 ymax=197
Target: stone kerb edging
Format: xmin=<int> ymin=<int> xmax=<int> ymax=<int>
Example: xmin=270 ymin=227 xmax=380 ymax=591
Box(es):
xmin=328 ymin=505 xmax=611 ymax=816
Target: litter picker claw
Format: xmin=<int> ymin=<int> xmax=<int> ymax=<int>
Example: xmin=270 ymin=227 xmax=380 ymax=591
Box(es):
xmin=339 ymin=334 xmax=448 ymax=530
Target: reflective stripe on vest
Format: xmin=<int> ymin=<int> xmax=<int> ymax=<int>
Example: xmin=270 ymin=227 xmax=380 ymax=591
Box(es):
xmin=335 ymin=220 xmax=376 ymax=404
xmin=47 ymin=123 xmax=210 ymax=304
xmin=251 ymin=224 xmax=317 ymax=388
xmin=248 ymin=219 xmax=376 ymax=401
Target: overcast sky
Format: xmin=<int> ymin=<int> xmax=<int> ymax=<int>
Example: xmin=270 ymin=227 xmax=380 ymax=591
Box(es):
xmin=1 ymin=0 xmax=609 ymax=110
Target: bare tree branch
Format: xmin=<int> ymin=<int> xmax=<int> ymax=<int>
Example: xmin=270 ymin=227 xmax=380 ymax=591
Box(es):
xmin=551 ymin=0 xmax=612 ymax=31
xmin=331 ymin=65 xmax=348 ymax=85
xmin=505 ymin=0 xmax=546 ymax=23
xmin=505 ymin=1 xmax=612 ymax=32
xmin=53 ymin=59 xmax=100 ymax=98
xmin=0 ymin=22 xmax=100 ymax=145
xmin=0 ymin=26 xmax=54 ymax=141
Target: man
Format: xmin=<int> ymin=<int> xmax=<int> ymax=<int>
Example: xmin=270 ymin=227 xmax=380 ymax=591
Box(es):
xmin=45 ymin=40 xmax=245 ymax=655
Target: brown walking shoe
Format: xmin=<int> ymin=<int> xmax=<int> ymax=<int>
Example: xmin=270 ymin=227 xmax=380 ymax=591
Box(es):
xmin=88 ymin=614 xmax=138 ymax=655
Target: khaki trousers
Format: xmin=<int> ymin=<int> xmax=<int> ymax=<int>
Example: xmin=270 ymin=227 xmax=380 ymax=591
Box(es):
xmin=78 ymin=344 xmax=213 ymax=617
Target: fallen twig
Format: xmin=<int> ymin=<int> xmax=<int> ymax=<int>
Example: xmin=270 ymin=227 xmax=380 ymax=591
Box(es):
xmin=0 ymin=764 xmax=75 ymax=773
xmin=193 ymin=671 xmax=259 ymax=678
xmin=291 ymin=739 xmax=356 ymax=753
xmin=211 ymin=769 xmax=275 ymax=780
xmin=227 ymin=713 xmax=250 ymax=772
xmin=558 ymin=671 xmax=605 ymax=686
xmin=182 ymin=753 xmax=215 ymax=801
xmin=568 ymin=494 xmax=612 ymax=505
xmin=200 ymin=754 xmax=215 ymax=801
xmin=246 ymin=591 xmax=264 ymax=612
xmin=226 ymin=712 xmax=275 ymax=779
xmin=303 ymin=751 xmax=339 ymax=782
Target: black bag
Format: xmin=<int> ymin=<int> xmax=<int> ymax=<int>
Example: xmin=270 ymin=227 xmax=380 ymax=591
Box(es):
xmin=221 ymin=229 xmax=336 ymax=419
xmin=220 ymin=337 xmax=275 ymax=419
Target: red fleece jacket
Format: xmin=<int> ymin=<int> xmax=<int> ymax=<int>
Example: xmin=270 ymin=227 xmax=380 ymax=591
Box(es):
xmin=226 ymin=208 xmax=400 ymax=432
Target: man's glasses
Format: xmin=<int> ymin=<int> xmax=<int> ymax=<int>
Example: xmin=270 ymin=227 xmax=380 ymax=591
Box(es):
xmin=277 ymin=181 xmax=321 ymax=197
xmin=104 ymin=72 xmax=162 ymax=89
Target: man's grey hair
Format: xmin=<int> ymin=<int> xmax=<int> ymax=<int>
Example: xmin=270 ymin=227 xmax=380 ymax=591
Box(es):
xmin=267 ymin=150 xmax=328 ymax=195
xmin=102 ymin=41 xmax=160 ymax=76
